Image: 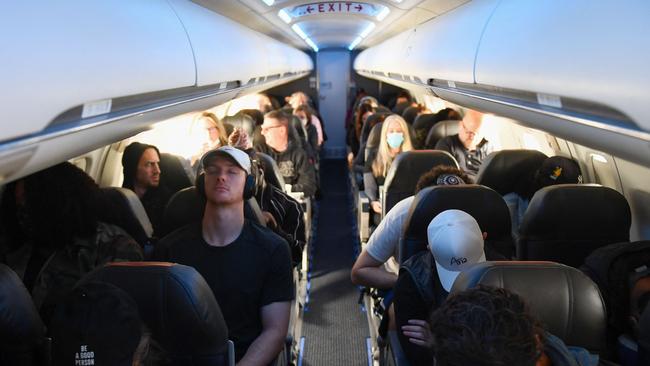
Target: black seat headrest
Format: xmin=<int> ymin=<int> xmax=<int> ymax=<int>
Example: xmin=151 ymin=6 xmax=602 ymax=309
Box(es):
xmin=159 ymin=153 xmax=193 ymax=194
xmin=0 ymin=264 xmax=46 ymax=365
xmin=162 ymin=186 xmax=266 ymax=236
xmin=518 ymin=184 xmax=631 ymax=266
xmin=366 ymin=122 xmax=383 ymax=150
xmin=400 ymin=185 xmax=512 ymax=263
xmin=382 ymin=150 xmax=458 ymax=214
xmin=256 ymin=152 xmax=286 ymax=192
xmin=99 ymin=187 xmax=153 ymax=246
xmin=476 ymin=150 xmax=548 ymax=195
xmin=83 ymin=262 xmax=230 ymax=364
xmin=425 ymin=120 xmax=459 ymax=148
xmin=411 ymin=113 xmax=437 ymax=131
xmin=452 ymin=261 xmax=607 ymax=353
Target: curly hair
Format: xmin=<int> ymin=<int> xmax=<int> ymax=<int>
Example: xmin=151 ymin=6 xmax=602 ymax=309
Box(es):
xmin=415 ymin=165 xmax=472 ymax=193
xmin=429 ymin=285 xmax=544 ymax=366
xmin=3 ymin=162 xmax=101 ymax=250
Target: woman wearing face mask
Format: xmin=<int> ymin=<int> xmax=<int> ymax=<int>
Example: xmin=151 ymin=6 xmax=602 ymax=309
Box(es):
xmin=364 ymin=115 xmax=414 ymax=223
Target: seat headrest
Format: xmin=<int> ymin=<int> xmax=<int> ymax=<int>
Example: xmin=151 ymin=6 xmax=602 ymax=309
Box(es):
xmin=366 ymin=122 xmax=383 ymax=149
xmin=476 ymin=150 xmax=548 ymax=195
xmin=159 ymin=153 xmax=193 ymax=194
xmin=82 ymin=262 xmax=230 ymax=361
xmin=161 ymin=186 xmax=204 ymax=237
xmin=401 ymin=185 xmax=512 ymax=263
xmin=520 ymin=184 xmax=631 ymax=241
xmin=0 ymin=264 xmax=45 ymax=358
xmin=256 ymin=152 xmax=286 ymax=192
xmin=452 ymin=261 xmax=607 ymax=352
xmin=383 ymin=150 xmax=459 ymax=213
xmin=100 ymin=187 xmax=154 ymax=241
xmin=425 ymin=120 xmax=459 ymax=148
xmin=412 ymin=113 xmax=437 ymax=130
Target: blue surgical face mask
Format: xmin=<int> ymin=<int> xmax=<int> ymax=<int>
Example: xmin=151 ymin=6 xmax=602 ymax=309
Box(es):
xmin=386 ymin=132 xmax=404 ymax=149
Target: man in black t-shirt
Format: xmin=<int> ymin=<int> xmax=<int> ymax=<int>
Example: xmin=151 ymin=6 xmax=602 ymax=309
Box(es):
xmin=154 ymin=146 xmax=293 ymax=365
xmin=434 ymin=110 xmax=491 ymax=178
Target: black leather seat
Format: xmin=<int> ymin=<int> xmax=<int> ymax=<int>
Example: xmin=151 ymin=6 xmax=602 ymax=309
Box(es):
xmin=640 ymin=304 xmax=650 ymax=365
xmin=381 ymin=150 xmax=458 ymax=216
xmin=518 ymin=184 xmax=631 ymax=267
xmin=161 ymin=185 xmax=266 ymax=236
xmin=425 ymin=119 xmax=459 ymax=149
xmin=0 ymin=264 xmax=46 ymax=366
xmin=400 ymin=184 xmax=513 ymax=263
xmin=476 ymin=150 xmax=548 ymax=195
xmin=452 ymin=261 xmax=607 ymax=353
xmin=364 ymin=122 xmax=383 ymax=162
xmin=82 ymin=262 xmax=232 ymax=365
xmin=412 ymin=113 xmax=436 ymax=148
xmin=159 ymin=153 xmax=193 ymax=194
xmin=99 ymin=187 xmax=153 ymax=247
xmin=256 ymin=152 xmax=286 ymax=192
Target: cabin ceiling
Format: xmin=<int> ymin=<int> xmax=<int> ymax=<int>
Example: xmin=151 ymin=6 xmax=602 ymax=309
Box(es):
xmin=192 ymin=0 xmax=469 ymax=52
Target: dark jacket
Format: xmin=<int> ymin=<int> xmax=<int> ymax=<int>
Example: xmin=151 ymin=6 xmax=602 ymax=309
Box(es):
xmin=435 ymin=134 xmax=490 ymax=178
xmin=256 ymin=141 xmax=317 ymax=197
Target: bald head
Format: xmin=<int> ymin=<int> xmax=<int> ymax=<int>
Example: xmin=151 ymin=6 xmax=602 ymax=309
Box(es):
xmin=458 ymin=110 xmax=485 ymax=150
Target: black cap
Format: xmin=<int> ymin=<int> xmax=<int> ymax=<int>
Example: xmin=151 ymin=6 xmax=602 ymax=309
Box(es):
xmin=536 ymin=156 xmax=583 ymax=188
xmin=49 ymin=281 xmax=143 ymax=366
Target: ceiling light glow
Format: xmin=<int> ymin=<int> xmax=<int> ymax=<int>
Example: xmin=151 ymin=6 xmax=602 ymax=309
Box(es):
xmin=278 ymin=9 xmax=292 ymax=23
xmin=360 ymin=22 xmax=376 ymax=38
xmin=348 ymin=36 xmax=363 ymax=51
xmin=291 ymin=24 xmax=308 ymax=39
xmin=377 ymin=7 xmax=390 ymax=21
xmin=261 ymin=0 xmax=275 ymax=6
xmin=305 ymin=37 xmax=319 ymax=52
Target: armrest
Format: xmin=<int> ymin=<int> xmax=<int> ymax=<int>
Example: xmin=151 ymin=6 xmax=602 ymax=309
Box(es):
xmin=387 ymin=330 xmax=412 ymax=366
xmin=358 ymin=191 xmax=370 ymax=243
xmin=379 ymin=185 xmax=386 ymax=219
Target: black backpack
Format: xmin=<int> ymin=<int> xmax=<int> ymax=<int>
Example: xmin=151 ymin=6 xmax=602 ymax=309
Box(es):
xmin=581 ymin=241 xmax=650 ymax=336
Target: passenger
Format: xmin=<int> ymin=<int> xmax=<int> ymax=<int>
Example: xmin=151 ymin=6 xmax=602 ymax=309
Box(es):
xmin=363 ymin=115 xmax=414 ymax=221
xmin=256 ymin=93 xmax=274 ymax=114
xmin=256 ymin=110 xmax=318 ymax=197
xmin=122 ymin=142 xmax=172 ymax=237
xmin=347 ymin=101 xmax=375 ymax=166
xmin=393 ymin=91 xmax=413 ymax=113
xmin=153 ymin=146 xmax=293 ymax=364
xmin=351 ymin=166 xmax=470 ymax=290
xmin=503 ymin=156 xmax=582 ymax=235
xmin=413 ymin=107 xmax=461 ymax=148
xmin=287 ymin=91 xmax=324 ymax=147
xmin=402 ymin=104 xmax=426 ymax=126
xmin=434 ymin=110 xmax=491 ymax=178
xmin=189 ymin=112 xmax=229 ymax=169
xmin=229 ymin=128 xmax=307 ymax=265
xmin=394 ymin=209 xmax=487 ymax=365
xmin=0 ymin=162 xmax=142 ymax=314
xmin=49 ymin=281 xmax=169 ymax=366
xmin=429 ymin=285 xmax=600 ymax=366
xmin=293 ymin=104 xmax=319 ymax=156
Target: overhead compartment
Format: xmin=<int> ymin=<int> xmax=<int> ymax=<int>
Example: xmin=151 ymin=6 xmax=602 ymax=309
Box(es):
xmin=354 ymin=0 xmax=499 ymax=85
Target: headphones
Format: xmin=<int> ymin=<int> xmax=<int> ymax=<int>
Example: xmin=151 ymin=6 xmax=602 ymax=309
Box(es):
xmin=195 ymin=171 xmax=256 ymax=201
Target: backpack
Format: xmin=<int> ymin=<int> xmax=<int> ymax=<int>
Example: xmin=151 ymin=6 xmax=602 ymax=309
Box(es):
xmin=581 ymin=241 xmax=650 ymax=336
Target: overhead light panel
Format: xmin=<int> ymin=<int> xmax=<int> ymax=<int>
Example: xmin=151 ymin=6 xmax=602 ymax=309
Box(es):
xmin=291 ymin=24 xmax=308 ymax=39
xmin=360 ymin=23 xmax=376 ymax=38
xmin=305 ymin=37 xmax=319 ymax=52
xmin=348 ymin=36 xmax=363 ymax=51
xmin=377 ymin=7 xmax=390 ymax=21
xmin=261 ymin=0 xmax=275 ymax=6
xmin=278 ymin=9 xmax=292 ymax=23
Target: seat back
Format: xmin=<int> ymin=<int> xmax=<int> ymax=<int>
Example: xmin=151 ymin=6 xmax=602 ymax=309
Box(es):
xmin=452 ymin=261 xmax=607 ymax=353
xmin=640 ymin=304 xmax=650 ymax=365
xmin=99 ymin=187 xmax=153 ymax=247
xmin=518 ymin=184 xmax=631 ymax=267
xmin=425 ymin=120 xmax=459 ymax=149
xmin=382 ymin=150 xmax=458 ymax=215
xmin=400 ymin=185 xmax=513 ymax=263
xmin=412 ymin=113 xmax=436 ymax=148
xmin=476 ymin=150 xmax=548 ymax=195
xmin=162 ymin=186 xmax=265 ymax=236
xmin=0 ymin=264 xmax=46 ymax=366
xmin=364 ymin=122 xmax=383 ymax=161
xmin=256 ymin=152 xmax=286 ymax=192
xmin=159 ymin=153 xmax=193 ymax=194
xmin=83 ymin=262 xmax=231 ymax=365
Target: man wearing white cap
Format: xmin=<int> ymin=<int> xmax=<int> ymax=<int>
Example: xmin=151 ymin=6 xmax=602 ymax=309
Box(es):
xmin=393 ymin=209 xmax=487 ymax=365
xmin=154 ymin=146 xmax=293 ymax=365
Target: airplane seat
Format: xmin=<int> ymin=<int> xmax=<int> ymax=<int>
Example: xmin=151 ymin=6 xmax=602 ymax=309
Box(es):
xmin=411 ymin=113 xmax=436 ymax=148
xmin=364 ymin=122 xmax=383 ymax=162
xmin=517 ymin=184 xmax=631 ymax=267
xmin=98 ymin=187 xmax=154 ymax=248
xmin=475 ymin=149 xmax=548 ymax=195
xmin=400 ymin=185 xmax=513 ymax=264
xmin=159 ymin=153 xmax=193 ymax=195
xmin=424 ymin=120 xmax=459 ymax=149
xmin=640 ymin=304 xmax=650 ymax=365
xmin=452 ymin=261 xmax=607 ymax=354
xmin=161 ymin=184 xmax=266 ymax=237
xmin=381 ymin=150 xmax=459 ymax=217
xmin=82 ymin=262 xmax=233 ymax=366
xmin=256 ymin=152 xmax=287 ymax=193
xmin=0 ymin=264 xmax=47 ymax=366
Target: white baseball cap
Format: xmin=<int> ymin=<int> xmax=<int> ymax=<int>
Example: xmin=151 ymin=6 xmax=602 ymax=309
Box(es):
xmin=428 ymin=209 xmax=486 ymax=292
xmin=200 ymin=146 xmax=251 ymax=175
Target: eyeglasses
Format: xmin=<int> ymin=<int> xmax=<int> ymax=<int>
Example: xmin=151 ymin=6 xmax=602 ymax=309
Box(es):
xmin=261 ymin=125 xmax=284 ymax=133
